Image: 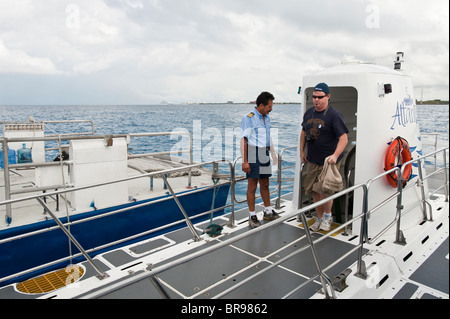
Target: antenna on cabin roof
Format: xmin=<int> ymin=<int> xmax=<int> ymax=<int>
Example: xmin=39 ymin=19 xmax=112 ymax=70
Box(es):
xmin=394 ymin=52 xmax=404 ymax=71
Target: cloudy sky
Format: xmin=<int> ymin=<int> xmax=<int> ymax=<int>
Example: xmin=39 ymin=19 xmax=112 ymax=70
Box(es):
xmin=0 ymin=0 xmax=448 ymax=105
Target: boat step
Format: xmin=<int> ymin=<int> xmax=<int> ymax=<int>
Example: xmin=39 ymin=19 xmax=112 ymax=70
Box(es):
xmin=297 ymin=218 xmax=345 ymax=237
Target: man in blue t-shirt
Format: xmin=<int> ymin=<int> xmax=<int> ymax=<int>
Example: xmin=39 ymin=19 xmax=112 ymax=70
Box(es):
xmin=300 ymin=83 xmax=349 ymax=232
xmin=241 ymin=92 xmax=279 ymax=228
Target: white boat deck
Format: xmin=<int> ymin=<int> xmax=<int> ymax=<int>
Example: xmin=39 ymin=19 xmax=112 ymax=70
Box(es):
xmin=1 ymin=142 xmax=448 ymax=300
xmin=1 ymin=184 xmax=447 ymax=300
xmin=85 ymin=193 xmax=450 ymax=300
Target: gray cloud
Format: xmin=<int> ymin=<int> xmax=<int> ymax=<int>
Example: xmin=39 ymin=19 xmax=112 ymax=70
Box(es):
xmin=0 ymin=0 xmax=448 ymax=104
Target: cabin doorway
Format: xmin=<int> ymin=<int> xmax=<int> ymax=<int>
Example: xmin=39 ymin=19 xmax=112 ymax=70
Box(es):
xmin=299 ymin=86 xmax=358 ymax=223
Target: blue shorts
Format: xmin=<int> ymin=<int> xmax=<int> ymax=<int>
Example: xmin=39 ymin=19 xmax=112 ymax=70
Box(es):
xmin=246 ymin=146 xmax=272 ymax=180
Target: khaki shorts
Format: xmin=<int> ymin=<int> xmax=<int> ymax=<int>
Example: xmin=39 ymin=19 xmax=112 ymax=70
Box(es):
xmin=304 ymin=161 xmax=342 ymax=195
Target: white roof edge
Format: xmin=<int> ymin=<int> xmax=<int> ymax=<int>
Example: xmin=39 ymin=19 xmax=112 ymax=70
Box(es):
xmin=315 ymin=62 xmax=409 ymax=77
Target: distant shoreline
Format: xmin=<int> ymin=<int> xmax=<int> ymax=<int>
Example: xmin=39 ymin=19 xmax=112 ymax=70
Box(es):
xmin=185 ymin=102 xmax=301 ymax=105
xmin=417 ymin=100 xmax=449 ymax=105
xmin=187 ymin=100 xmax=448 ymax=106
xmin=1 ymin=100 xmax=447 ymax=107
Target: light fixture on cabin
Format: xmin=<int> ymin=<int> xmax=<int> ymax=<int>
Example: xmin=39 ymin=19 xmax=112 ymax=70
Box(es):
xmin=378 ymin=83 xmax=393 ymax=97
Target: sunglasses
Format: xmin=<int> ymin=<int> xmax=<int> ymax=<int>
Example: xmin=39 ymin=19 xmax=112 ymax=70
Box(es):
xmin=312 ymin=95 xmax=328 ymax=100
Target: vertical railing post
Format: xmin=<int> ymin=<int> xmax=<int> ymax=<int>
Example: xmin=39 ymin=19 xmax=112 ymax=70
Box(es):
xmin=1 ymin=139 xmax=12 ymax=225
xmin=443 ymin=149 xmax=449 ymax=202
xmin=226 ymin=161 xmax=237 ymax=228
xmin=299 ymin=211 xmax=336 ymax=299
xmin=275 ymin=150 xmax=283 ymax=209
xmin=417 ymin=157 xmax=431 ymax=221
xmin=160 ymin=174 xmax=202 ymax=242
xmin=395 ymin=167 xmax=407 ymax=245
xmin=35 ymin=197 xmax=108 ymax=280
xmin=355 ymin=184 xmax=368 ymax=280
xmin=188 ymin=132 xmax=193 ymax=187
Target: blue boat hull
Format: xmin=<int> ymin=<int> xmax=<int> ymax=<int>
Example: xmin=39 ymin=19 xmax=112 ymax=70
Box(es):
xmin=0 ymin=184 xmax=230 ymax=287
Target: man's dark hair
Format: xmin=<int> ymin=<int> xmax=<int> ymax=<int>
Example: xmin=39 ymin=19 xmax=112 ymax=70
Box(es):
xmin=256 ymin=92 xmax=275 ymax=107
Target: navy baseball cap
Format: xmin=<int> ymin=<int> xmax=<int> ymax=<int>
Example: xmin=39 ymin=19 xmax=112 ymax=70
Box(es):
xmin=314 ymin=83 xmax=330 ymax=95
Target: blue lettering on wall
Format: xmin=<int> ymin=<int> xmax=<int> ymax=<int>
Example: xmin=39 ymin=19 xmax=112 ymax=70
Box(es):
xmin=390 ymin=96 xmax=418 ymax=130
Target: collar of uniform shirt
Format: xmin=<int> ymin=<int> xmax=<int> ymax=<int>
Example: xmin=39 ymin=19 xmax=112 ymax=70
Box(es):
xmin=254 ymin=107 xmax=269 ymax=122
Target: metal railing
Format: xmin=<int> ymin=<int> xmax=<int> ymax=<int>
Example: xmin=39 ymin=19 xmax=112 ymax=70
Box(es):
xmin=0 ymin=138 xmax=296 ymax=285
xmin=421 ymin=133 xmax=439 ymax=168
xmin=361 ymin=147 xmax=449 ymax=246
xmin=1 ymin=131 xmax=193 ymax=219
xmin=0 ymin=158 xmax=235 ymax=284
xmin=79 ymin=181 xmax=371 ymax=299
xmin=0 ymin=119 xmax=95 ymax=136
xmin=230 ymin=147 xmax=297 ymax=205
xmin=1 ymin=130 xmax=448 ymax=298
xmin=120 ymin=147 xmax=447 ymax=300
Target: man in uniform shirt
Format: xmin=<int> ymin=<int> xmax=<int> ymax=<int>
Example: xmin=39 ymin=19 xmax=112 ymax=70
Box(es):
xmin=241 ymin=91 xmax=279 ymax=228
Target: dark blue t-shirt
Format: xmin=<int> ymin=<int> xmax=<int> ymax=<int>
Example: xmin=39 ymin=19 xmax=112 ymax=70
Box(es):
xmin=302 ymin=106 xmax=349 ymax=165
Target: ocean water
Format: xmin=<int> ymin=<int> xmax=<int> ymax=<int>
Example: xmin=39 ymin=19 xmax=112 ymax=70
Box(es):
xmin=416 ymin=104 xmax=449 ymax=150
xmin=1 ymin=103 xmax=448 ymax=204
xmin=0 ymin=103 xmax=301 ymax=162
xmin=0 ymin=103 xmax=302 ymax=206
xmin=1 ymin=103 xmax=447 ymax=157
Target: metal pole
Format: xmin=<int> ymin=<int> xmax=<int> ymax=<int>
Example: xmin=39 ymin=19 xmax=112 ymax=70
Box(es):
xmin=1 ymin=140 xmax=12 ymax=224
xmin=355 ymin=184 xmax=368 ymax=280
xmin=35 ymin=197 xmax=108 ymax=280
xmin=443 ymin=149 xmax=449 ymax=202
xmin=275 ymin=150 xmax=283 ymax=209
xmin=149 ymin=276 xmax=171 ymax=299
xmin=160 ymin=174 xmax=202 ymax=241
xmin=417 ymin=158 xmax=430 ymax=221
xmin=395 ymin=168 xmax=407 ymax=245
xmin=188 ymin=132 xmax=193 ymax=187
xmin=299 ymin=211 xmax=336 ymax=299
xmin=226 ymin=160 xmax=237 ymax=228
xmin=343 ymin=170 xmax=352 ymax=236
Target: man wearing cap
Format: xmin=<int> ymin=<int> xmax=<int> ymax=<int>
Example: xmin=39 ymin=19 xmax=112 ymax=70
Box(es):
xmin=300 ymin=83 xmax=349 ymax=231
xmin=241 ymin=91 xmax=279 ymax=229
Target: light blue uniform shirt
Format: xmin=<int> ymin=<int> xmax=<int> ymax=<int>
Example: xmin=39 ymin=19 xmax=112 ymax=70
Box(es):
xmin=241 ymin=107 xmax=271 ymax=148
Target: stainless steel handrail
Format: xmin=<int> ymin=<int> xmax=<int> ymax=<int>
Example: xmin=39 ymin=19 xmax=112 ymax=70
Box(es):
xmin=79 ymin=183 xmax=369 ymax=299
xmin=1 ymin=134 xmax=448 ymax=298
xmin=0 ymin=159 xmax=234 ymax=284
xmin=0 ymin=119 xmax=95 ymax=137
xmin=421 ymin=133 xmax=439 ymax=168
xmin=225 ymin=146 xmax=297 ymax=226
xmin=1 ymin=131 xmax=194 ymax=205
xmin=0 ymin=144 xmax=297 ymax=286
xmin=152 ymin=149 xmax=448 ymax=299
xmin=35 ymin=197 xmax=108 ymax=280
xmin=0 ymin=183 xmax=233 ymax=246
xmin=276 ymin=146 xmax=297 ymax=209
xmin=205 ymin=146 xmax=448 ymax=298
xmin=363 ymin=147 xmax=449 ymax=245
xmin=231 ymin=145 xmax=297 ymax=205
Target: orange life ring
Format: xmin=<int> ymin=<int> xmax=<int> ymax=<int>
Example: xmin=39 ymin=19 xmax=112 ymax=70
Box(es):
xmin=384 ymin=137 xmax=413 ymax=188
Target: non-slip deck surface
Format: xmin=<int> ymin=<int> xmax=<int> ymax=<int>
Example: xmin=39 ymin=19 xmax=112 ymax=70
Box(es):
xmin=98 ymin=222 xmax=362 ymax=299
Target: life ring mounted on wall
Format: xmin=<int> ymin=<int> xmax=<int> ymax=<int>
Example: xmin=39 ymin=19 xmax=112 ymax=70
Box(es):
xmin=384 ymin=136 xmax=413 ymax=188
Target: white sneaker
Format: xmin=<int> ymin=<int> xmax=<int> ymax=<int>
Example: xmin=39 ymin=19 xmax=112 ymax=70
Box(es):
xmin=320 ymin=215 xmax=333 ymax=231
xmin=309 ymin=218 xmax=322 ymax=232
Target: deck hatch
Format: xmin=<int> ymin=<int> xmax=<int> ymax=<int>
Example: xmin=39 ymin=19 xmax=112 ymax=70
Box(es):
xmin=16 ymin=265 xmax=84 ymax=295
